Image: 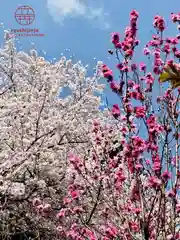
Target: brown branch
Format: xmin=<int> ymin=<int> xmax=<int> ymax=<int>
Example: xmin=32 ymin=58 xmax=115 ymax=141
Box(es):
xmin=26 ymin=128 xmax=55 ymax=151
xmin=35 ymin=91 xmax=47 ymax=139
xmin=0 ymin=84 xmax=15 ymax=95
xmin=86 ymin=180 xmax=102 ymax=224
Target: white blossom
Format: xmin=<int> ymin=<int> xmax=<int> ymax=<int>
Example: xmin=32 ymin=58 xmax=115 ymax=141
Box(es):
xmin=0 ymin=32 xmax=108 ymax=238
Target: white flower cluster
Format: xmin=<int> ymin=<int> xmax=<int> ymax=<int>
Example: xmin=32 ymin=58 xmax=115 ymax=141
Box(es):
xmin=0 ymin=31 xmax=108 ymax=238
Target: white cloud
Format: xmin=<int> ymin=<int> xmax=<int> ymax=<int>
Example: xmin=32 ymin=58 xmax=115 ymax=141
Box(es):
xmin=46 ymin=0 xmax=110 ymax=29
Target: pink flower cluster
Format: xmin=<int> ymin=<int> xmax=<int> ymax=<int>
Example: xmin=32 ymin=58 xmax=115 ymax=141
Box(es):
xmin=153 ymin=15 xmax=166 ymax=32
xmin=111 ymin=10 xmax=139 ymax=60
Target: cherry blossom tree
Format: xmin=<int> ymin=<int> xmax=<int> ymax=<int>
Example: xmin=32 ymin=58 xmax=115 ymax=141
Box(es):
xmin=0 ymin=31 xmax=111 ymax=239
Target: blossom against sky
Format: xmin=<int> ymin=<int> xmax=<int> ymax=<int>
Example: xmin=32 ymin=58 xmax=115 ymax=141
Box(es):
xmin=0 ymin=0 xmax=179 ymax=61
xmin=0 ymin=0 xmax=180 ymax=106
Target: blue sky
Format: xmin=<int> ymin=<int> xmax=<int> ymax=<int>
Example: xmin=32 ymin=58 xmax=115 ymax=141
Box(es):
xmin=0 ymin=0 xmax=179 ymax=106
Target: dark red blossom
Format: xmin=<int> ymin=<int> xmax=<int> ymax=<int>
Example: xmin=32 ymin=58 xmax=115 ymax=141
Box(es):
xmin=111 ymin=104 xmax=120 ymax=118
